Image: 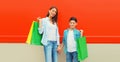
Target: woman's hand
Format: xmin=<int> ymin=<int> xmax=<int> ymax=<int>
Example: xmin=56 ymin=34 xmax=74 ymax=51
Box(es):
xmin=37 ymin=17 xmax=42 ymax=28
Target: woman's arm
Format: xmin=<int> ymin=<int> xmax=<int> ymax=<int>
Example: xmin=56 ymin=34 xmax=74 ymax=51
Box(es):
xmin=57 ymin=31 xmax=66 ymax=54
xmin=37 ymin=17 xmax=44 ymax=34
xmin=56 ymin=26 xmax=60 ymax=45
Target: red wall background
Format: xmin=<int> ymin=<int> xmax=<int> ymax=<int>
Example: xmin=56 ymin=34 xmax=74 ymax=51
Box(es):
xmin=0 ymin=0 xmax=120 ymax=43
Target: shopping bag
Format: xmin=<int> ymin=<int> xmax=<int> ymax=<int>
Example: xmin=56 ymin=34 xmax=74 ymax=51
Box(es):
xmin=26 ymin=21 xmax=34 ymax=44
xmin=26 ymin=21 xmax=42 ymax=46
xmin=31 ymin=21 xmax=43 ymax=45
xmin=77 ymin=36 xmax=88 ymax=61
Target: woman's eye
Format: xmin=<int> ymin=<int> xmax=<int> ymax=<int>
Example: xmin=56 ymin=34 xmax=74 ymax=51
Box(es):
xmin=52 ymin=10 xmax=54 ymax=12
xmin=52 ymin=10 xmax=56 ymax=13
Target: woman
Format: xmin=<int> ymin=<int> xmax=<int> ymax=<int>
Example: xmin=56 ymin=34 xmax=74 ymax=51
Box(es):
xmin=37 ymin=6 xmax=61 ymax=62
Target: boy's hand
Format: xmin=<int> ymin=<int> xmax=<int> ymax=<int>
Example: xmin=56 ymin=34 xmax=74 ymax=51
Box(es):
xmin=80 ymin=29 xmax=84 ymax=37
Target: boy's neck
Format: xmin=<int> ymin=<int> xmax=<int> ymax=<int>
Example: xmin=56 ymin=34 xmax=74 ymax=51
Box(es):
xmin=69 ymin=28 xmax=75 ymax=30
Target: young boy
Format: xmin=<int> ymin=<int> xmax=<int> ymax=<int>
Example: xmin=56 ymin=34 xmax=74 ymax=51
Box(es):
xmin=60 ymin=17 xmax=83 ymax=62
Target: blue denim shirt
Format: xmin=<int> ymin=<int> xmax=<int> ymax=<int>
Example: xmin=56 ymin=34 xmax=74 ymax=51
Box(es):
xmin=63 ymin=29 xmax=81 ymax=54
xmin=38 ymin=17 xmax=60 ymax=46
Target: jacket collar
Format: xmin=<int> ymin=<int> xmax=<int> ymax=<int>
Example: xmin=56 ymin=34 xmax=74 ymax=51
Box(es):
xmin=66 ymin=28 xmax=77 ymax=32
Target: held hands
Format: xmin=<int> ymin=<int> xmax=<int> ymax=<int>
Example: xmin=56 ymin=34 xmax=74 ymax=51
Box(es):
xmin=57 ymin=45 xmax=62 ymax=54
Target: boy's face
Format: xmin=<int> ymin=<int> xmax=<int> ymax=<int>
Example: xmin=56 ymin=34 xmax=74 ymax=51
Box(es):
xmin=69 ymin=20 xmax=77 ymax=29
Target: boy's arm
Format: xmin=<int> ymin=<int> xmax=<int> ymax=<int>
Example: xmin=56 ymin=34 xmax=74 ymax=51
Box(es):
xmin=61 ymin=30 xmax=66 ymax=48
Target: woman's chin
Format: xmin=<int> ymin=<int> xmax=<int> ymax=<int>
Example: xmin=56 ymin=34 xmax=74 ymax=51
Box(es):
xmin=51 ymin=15 xmax=56 ymax=17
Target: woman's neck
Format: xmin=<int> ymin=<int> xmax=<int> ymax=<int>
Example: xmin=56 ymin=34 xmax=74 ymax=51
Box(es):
xmin=48 ymin=16 xmax=54 ymax=24
xmin=48 ymin=16 xmax=52 ymax=22
xmin=48 ymin=16 xmax=52 ymax=21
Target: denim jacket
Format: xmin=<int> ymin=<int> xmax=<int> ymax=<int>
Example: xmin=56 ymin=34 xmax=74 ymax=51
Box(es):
xmin=38 ymin=17 xmax=60 ymax=46
xmin=63 ymin=28 xmax=81 ymax=54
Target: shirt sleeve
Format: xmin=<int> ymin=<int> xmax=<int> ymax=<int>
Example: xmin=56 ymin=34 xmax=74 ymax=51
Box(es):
xmin=38 ymin=18 xmax=44 ymax=34
xmin=56 ymin=26 xmax=60 ymax=45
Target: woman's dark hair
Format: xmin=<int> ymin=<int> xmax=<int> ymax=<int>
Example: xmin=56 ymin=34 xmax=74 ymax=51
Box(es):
xmin=69 ymin=17 xmax=77 ymax=22
xmin=46 ymin=6 xmax=58 ymax=24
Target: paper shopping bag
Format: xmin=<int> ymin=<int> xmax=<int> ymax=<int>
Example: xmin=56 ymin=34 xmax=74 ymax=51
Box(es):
xmin=26 ymin=21 xmax=42 ymax=46
xmin=77 ymin=36 xmax=88 ymax=61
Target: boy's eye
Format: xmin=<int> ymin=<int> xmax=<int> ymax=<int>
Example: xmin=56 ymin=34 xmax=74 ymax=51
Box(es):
xmin=71 ymin=22 xmax=75 ymax=24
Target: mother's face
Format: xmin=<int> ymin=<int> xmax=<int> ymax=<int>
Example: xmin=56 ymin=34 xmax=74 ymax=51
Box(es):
xmin=49 ymin=8 xmax=57 ymax=18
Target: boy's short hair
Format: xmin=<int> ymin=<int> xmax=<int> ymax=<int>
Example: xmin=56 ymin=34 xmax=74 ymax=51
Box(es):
xmin=69 ymin=17 xmax=77 ymax=23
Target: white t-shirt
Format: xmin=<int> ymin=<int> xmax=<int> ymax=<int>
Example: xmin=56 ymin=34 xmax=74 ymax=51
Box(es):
xmin=67 ymin=30 xmax=77 ymax=52
xmin=47 ymin=21 xmax=57 ymax=41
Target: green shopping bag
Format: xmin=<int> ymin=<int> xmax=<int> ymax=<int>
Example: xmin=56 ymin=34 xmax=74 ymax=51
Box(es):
xmin=77 ymin=36 xmax=88 ymax=61
xmin=31 ymin=21 xmax=43 ymax=45
xmin=26 ymin=21 xmax=43 ymax=46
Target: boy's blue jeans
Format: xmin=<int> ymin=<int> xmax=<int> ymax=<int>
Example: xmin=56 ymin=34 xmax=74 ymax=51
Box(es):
xmin=44 ymin=41 xmax=58 ymax=62
xmin=66 ymin=51 xmax=80 ymax=62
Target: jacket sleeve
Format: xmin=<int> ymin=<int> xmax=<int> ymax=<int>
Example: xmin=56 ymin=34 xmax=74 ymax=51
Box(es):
xmin=62 ymin=30 xmax=66 ymax=45
xmin=77 ymin=30 xmax=81 ymax=38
